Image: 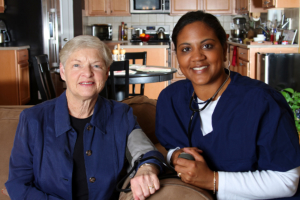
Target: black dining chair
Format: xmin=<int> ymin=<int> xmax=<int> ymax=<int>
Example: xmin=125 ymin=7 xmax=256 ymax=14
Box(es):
xmin=32 ymin=54 xmax=56 ymax=101
xmin=125 ymin=52 xmax=147 ymax=96
xmin=102 ymin=60 xmax=130 ymax=101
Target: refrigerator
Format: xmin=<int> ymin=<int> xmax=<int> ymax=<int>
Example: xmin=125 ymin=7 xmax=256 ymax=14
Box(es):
xmin=0 ymin=0 xmax=82 ymax=104
xmin=257 ymin=53 xmax=300 ymax=92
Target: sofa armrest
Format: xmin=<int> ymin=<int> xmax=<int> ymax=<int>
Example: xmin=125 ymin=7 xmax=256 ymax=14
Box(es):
xmin=119 ymin=176 xmax=215 ymax=200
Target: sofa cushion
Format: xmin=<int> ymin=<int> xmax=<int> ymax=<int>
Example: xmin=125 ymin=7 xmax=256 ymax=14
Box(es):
xmin=121 ymin=96 xmax=158 ymax=144
xmin=121 ymin=96 xmax=168 ymax=157
xmin=0 ymin=106 xmax=32 ymax=199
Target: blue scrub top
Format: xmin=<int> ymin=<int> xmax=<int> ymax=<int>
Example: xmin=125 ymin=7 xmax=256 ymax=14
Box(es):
xmin=156 ymin=71 xmax=300 ymax=199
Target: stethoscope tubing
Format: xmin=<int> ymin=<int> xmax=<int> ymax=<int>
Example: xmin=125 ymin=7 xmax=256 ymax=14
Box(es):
xmin=187 ymin=69 xmax=231 ymax=147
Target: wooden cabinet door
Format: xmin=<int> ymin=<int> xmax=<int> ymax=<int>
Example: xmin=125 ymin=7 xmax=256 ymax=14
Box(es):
xmin=203 ymin=0 xmax=232 ymax=14
xmin=236 ymin=0 xmax=248 ymax=13
xmin=171 ymin=50 xmax=186 ymax=82
xmin=240 ymin=0 xmax=248 ymax=11
xmin=235 ymin=0 xmax=241 ymax=12
xmin=0 ymin=0 xmax=4 ymax=13
xmin=18 ymin=62 xmax=30 ymax=105
xmin=171 ymin=0 xmax=202 ymax=15
xmin=86 ymin=0 xmax=108 ymax=16
xmin=110 ymin=0 xmax=130 ymax=16
xmin=275 ymin=0 xmax=300 ymax=8
xmin=237 ymin=59 xmax=249 ymax=77
xmin=263 ymin=0 xmax=299 ymax=8
xmin=262 ymin=0 xmax=274 ymax=8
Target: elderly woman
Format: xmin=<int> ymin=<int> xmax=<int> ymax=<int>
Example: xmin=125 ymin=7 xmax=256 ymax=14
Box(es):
xmin=155 ymin=11 xmax=300 ymax=199
xmin=5 ymin=35 xmax=163 ymax=200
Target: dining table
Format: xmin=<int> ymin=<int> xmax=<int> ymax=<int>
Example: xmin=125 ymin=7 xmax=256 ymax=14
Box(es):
xmin=104 ymin=65 xmax=177 ymax=101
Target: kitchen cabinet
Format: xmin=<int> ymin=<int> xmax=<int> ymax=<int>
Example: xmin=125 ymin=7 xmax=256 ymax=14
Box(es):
xmin=203 ymin=0 xmax=232 ymax=14
xmin=171 ymin=0 xmax=202 ymax=15
xmin=229 ymin=45 xmax=249 ymax=76
xmin=236 ymin=47 xmax=250 ymax=76
xmin=170 ymin=44 xmax=186 ymax=82
xmin=262 ymin=0 xmax=299 ymax=8
xmin=171 ymin=0 xmax=233 ymax=15
xmin=235 ymin=0 xmax=267 ymax=14
xmin=0 ymin=0 xmax=4 ymax=13
xmin=0 ymin=49 xmax=30 ymax=105
xmin=228 ymin=42 xmax=298 ymax=79
xmin=85 ymin=0 xmax=130 ymax=16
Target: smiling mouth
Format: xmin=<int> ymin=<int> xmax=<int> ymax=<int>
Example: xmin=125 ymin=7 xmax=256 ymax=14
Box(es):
xmin=80 ymin=82 xmax=94 ymax=85
xmin=192 ymin=66 xmax=208 ymax=70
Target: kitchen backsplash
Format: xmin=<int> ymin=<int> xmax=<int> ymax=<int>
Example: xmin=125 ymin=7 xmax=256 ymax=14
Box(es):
xmin=84 ymin=14 xmax=234 ymax=41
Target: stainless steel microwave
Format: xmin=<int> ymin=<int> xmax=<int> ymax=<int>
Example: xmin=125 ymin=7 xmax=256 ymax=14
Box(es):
xmin=130 ymin=0 xmax=170 ymax=14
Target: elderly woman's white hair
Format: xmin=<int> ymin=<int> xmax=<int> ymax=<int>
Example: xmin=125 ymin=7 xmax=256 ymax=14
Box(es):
xmin=59 ymin=35 xmax=113 ymax=67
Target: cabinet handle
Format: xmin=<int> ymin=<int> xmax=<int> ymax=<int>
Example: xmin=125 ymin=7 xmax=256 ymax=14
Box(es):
xmin=239 ymin=62 xmax=244 ymax=66
xmin=264 ymin=1 xmax=270 ymax=4
xmin=240 ymin=52 xmax=245 ymax=54
xmin=105 ymin=10 xmax=107 ymax=13
xmin=111 ymin=10 xmax=112 ymax=13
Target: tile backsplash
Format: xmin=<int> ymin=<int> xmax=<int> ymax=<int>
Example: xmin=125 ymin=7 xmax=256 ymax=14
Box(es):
xmin=85 ymin=14 xmax=234 ymax=40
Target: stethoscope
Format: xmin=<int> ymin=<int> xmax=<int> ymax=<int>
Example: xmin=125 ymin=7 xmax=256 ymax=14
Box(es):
xmin=187 ymin=69 xmax=231 ymax=147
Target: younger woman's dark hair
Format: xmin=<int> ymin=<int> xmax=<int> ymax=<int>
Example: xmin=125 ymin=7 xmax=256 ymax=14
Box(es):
xmin=172 ymin=11 xmax=227 ymax=51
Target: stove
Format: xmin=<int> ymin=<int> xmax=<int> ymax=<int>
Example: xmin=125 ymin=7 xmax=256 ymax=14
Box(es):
xmin=130 ymin=25 xmax=170 ymax=43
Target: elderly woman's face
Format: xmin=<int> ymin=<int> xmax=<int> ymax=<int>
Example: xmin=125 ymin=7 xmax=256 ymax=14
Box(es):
xmin=60 ymin=48 xmax=108 ymax=101
xmin=176 ymin=21 xmax=226 ymax=87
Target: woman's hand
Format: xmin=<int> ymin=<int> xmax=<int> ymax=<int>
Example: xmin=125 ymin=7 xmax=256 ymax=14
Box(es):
xmin=173 ymin=148 xmax=218 ymax=191
xmin=130 ymin=164 xmax=160 ymax=200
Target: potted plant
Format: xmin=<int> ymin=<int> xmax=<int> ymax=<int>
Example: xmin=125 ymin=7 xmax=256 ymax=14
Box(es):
xmin=281 ymin=88 xmax=300 ymax=142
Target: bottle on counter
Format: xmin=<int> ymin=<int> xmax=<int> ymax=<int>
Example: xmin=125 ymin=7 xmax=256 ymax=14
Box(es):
xmin=123 ymin=23 xmax=128 ymax=41
xmin=120 ymin=48 xmax=126 ymax=61
xmin=270 ymin=28 xmax=274 ymax=42
xmin=112 ymin=45 xmax=119 ymax=61
xmin=121 ymin=22 xmax=125 ymax=41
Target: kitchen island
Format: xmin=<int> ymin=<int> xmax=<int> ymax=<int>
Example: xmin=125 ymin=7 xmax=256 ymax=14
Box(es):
xmin=104 ymin=40 xmax=171 ymax=100
xmin=0 ymin=46 xmax=31 ymax=105
xmin=227 ymin=41 xmax=299 ymax=80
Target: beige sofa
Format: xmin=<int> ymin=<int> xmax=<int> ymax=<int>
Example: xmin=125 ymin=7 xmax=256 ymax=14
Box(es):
xmin=0 ymin=96 xmax=214 ymax=200
xmin=0 ymin=106 xmax=32 ymax=200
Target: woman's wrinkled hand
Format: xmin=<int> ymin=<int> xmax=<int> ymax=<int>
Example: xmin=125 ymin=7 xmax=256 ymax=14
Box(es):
xmin=130 ymin=164 xmax=160 ymax=200
xmin=173 ymin=147 xmax=216 ymax=191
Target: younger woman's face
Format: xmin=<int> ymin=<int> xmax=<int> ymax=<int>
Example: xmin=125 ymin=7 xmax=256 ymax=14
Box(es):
xmin=176 ymin=21 xmax=227 ymax=88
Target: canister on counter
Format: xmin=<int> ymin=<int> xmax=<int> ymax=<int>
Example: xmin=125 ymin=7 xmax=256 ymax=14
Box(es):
xmin=282 ymin=41 xmax=288 ymax=45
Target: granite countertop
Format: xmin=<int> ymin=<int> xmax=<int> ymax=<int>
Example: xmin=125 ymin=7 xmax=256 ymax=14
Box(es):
xmin=227 ymin=41 xmax=299 ymax=48
xmin=0 ymin=45 xmax=30 ymax=50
